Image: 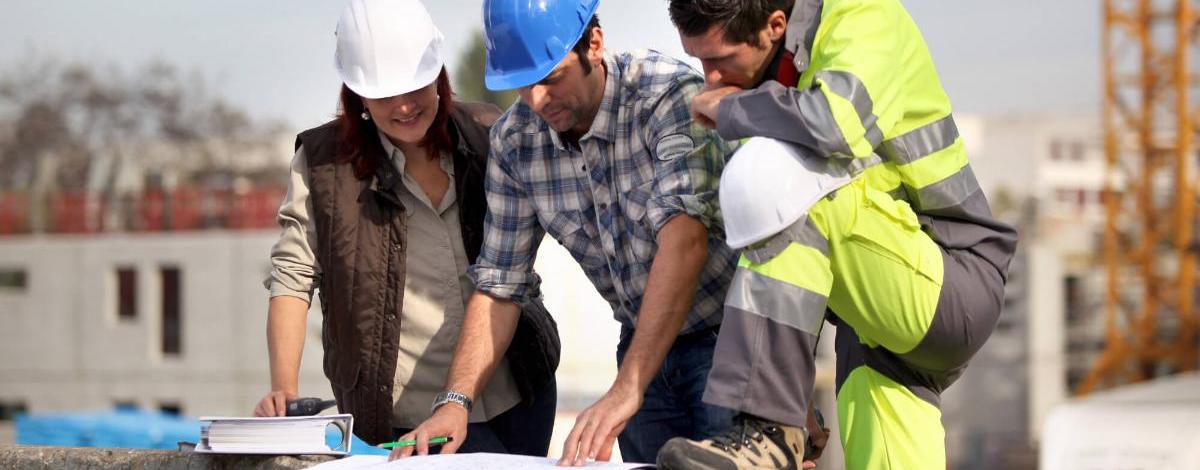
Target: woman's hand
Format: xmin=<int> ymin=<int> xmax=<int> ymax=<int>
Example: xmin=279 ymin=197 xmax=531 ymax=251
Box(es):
xmin=252 ymin=390 xmax=297 ymax=417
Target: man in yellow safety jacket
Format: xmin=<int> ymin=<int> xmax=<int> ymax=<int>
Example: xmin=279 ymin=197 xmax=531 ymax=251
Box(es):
xmin=656 ymin=0 xmax=1019 ymax=469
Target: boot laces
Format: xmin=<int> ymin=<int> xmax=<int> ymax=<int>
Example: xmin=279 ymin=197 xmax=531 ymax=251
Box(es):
xmin=710 ymin=417 xmax=777 ymax=453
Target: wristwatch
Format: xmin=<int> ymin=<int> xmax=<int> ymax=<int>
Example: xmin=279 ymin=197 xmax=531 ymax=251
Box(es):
xmin=431 ymin=391 xmax=473 ymax=414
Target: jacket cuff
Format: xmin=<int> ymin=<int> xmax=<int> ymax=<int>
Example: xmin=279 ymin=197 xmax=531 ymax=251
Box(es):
xmin=716 ymin=89 xmax=756 ymax=141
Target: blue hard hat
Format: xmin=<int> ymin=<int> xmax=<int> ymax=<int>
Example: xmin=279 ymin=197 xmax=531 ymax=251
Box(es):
xmin=482 ymin=0 xmax=601 ymax=90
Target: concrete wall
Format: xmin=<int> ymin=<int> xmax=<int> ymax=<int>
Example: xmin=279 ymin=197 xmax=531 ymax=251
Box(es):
xmin=0 ymin=445 xmax=330 ymax=469
xmin=0 ymin=231 xmax=328 ymax=418
xmin=0 ymin=230 xmax=643 ymax=427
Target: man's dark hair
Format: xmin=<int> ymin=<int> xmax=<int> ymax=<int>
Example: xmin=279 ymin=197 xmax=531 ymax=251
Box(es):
xmin=668 ymin=0 xmax=793 ymax=47
xmin=570 ymin=15 xmax=602 ymax=75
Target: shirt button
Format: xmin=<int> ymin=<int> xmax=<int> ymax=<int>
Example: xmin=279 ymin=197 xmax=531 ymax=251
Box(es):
xmin=379 ymin=385 xmax=388 ymax=392
xmin=599 ymin=203 xmax=608 ymax=210
xmin=581 ymin=165 xmax=587 ymax=171
xmin=386 ymin=314 xmax=396 ymax=322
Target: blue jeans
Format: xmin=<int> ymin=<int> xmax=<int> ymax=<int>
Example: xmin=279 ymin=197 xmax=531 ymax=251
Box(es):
xmin=615 ymin=326 xmax=735 ymax=463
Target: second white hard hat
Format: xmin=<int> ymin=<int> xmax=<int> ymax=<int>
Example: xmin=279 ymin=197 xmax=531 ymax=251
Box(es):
xmin=720 ymin=138 xmax=857 ymax=249
xmin=335 ymin=0 xmax=445 ymax=99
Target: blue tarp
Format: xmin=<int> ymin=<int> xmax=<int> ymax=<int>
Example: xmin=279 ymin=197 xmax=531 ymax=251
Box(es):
xmin=16 ymin=409 xmax=201 ymax=449
xmin=16 ymin=409 xmax=391 ymax=455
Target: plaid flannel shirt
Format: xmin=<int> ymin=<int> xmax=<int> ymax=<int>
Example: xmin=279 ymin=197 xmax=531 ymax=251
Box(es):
xmin=469 ymin=50 xmax=738 ymax=334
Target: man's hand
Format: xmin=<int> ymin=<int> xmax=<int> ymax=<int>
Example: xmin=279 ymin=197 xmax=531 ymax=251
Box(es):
xmin=252 ymin=390 xmax=296 ymax=417
xmin=691 ymin=86 xmax=741 ymax=129
xmin=389 ymin=404 xmax=469 ymax=460
xmin=555 ymin=215 xmax=707 ymax=466
xmin=802 ymin=406 xmax=831 ymax=469
xmin=557 ymin=382 xmax=643 ymax=466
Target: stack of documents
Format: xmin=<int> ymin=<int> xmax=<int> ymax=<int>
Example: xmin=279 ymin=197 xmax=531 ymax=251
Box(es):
xmin=195 ymin=414 xmax=353 ymax=455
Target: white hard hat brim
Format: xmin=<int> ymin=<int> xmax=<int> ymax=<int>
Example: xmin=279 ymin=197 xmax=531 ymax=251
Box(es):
xmin=334 ymin=0 xmax=446 ymax=100
xmin=339 ymin=38 xmax=444 ymax=99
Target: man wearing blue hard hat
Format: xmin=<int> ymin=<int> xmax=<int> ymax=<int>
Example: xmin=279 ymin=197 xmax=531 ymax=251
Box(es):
xmin=397 ymin=0 xmax=739 ymax=465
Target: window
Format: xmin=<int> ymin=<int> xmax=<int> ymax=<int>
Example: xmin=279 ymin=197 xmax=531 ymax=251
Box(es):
xmin=161 ymin=266 xmax=182 ymax=356
xmin=0 ymin=401 xmax=28 ymax=421
xmin=158 ymin=402 xmax=182 ymax=416
xmin=1066 ymin=368 xmax=1088 ymax=393
xmin=113 ymin=400 xmax=138 ymax=411
xmin=1070 ymin=141 xmax=1086 ymax=161
xmin=0 ymin=268 xmax=26 ymax=291
xmin=117 ymin=267 xmax=137 ymax=319
xmin=1064 ymin=275 xmax=1084 ymax=325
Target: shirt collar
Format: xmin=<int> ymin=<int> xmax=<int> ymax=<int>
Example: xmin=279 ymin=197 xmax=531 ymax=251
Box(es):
xmin=376 ymin=130 xmax=454 ymax=176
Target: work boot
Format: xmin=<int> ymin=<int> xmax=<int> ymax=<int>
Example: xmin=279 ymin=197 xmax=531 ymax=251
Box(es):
xmin=656 ymin=415 xmax=807 ymax=470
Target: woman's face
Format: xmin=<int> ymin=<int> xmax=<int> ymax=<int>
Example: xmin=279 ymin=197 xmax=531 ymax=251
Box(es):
xmin=362 ymin=80 xmax=438 ymax=145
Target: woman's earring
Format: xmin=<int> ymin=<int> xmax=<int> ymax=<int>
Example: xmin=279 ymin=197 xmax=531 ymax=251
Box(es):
xmin=360 ymin=111 xmax=370 ymax=121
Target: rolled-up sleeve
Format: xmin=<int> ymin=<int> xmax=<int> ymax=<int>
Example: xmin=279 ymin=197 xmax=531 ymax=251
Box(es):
xmin=468 ymin=132 xmax=545 ymax=302
xmin=644 ymin=78 xmax=731 ymax=235
xmin=264 ymin=146 xmax=321 ymax=301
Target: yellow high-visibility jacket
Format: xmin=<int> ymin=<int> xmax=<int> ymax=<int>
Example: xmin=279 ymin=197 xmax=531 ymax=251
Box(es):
xmin=715 ymin=0 xmax=1017 ymax=274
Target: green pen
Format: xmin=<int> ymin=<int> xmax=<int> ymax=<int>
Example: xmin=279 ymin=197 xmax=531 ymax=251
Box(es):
xmin=379 ymin=436 xmax=453 ymax=449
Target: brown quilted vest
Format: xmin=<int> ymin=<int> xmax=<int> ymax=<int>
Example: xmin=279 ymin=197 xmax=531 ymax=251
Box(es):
xmin=295 ymin=102 xmax=559 ymax=444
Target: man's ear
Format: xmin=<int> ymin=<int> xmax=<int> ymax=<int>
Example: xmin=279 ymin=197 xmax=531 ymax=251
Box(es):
xmin=588 ymin=27 xmax=606 ymax=67
xmin=766 ymin=10 xmax=787 ymax=42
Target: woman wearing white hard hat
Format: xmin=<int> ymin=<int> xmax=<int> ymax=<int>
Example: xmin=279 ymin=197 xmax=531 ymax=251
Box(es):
xmin=254 ymin=0 xmax=558 ymax=457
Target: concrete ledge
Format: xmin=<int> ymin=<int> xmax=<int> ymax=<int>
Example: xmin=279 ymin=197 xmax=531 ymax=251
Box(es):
xmin=0 ymin=445 xmax=337 ymax=469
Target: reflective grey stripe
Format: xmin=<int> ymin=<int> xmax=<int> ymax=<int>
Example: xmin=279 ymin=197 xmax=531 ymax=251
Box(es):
xmin=705 ymin=305 xmax=820 ymax=427
xmin=725 ymin=268 xmax=828 ymax=336
xmin=744 ymin=216 xmax=830 ymax=264
xmin=910 ymin=165 xmax=982 ymax=211
xmin=796 ymin=87 xmax=855 ymax=159
xmin=845 ymin=153 xmax=884 ymax=176
xmin=815 ymin=70 xmax=885 ymax=152
xmin=879 ymin=115 xmax=961 ymax=165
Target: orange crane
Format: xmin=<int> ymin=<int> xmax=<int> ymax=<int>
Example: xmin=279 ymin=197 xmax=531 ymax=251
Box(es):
xmin=1080 ymin=0 xmax=1200 ymax=394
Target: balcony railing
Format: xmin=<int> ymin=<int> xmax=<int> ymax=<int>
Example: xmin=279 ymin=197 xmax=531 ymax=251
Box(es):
xmin=0 ymin=187 xmax=286 ymax=235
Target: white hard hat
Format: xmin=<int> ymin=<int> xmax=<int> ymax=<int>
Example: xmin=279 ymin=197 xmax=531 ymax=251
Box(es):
xmin=335 ymin=0 xmax=445 ymax=99
xmin=720 ymin=138 xmax=857 ymax=249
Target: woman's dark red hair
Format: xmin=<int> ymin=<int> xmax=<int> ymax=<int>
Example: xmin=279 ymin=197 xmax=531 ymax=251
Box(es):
xmin=336 ymin=68 xmax=455 ymax=179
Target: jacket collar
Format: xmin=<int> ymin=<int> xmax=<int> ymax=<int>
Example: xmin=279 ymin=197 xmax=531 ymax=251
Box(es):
xmin=756 ymin=41 xmax=799 ymax=88
xmin=784 ymin=0 xmax=823 ymax=75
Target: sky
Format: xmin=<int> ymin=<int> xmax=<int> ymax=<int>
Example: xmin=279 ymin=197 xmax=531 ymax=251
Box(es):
xmin=0 ymin=1 xmax=1101 ymax=131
